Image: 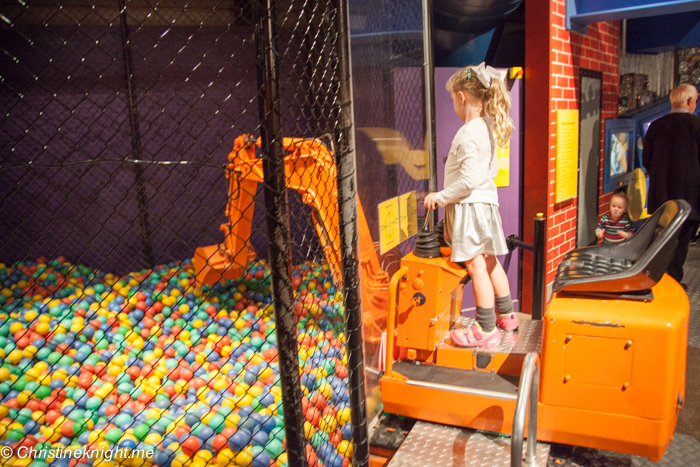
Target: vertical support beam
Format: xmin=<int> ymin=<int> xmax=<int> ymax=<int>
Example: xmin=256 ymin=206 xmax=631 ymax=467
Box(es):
xmin=334 ymin=0 xmax=370 ymax=466
xmin=118 ymin=0 xmax=154 ymax=268
xmin=532 ymin=214 xmax=546 ymax=320
xmin=422 ymin=0 xmax=438 ymax=225
xmin=522 ymin=0 xmax=551 ymax=314
xmin=254 ymin=1 xmax=307 ymax=465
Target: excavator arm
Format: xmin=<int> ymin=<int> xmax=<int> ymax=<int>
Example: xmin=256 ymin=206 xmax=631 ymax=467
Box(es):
xmin=194 ymin=133 xmax=390 ymax=345
xmin=194 ymin=134 xmax=342 ymax=288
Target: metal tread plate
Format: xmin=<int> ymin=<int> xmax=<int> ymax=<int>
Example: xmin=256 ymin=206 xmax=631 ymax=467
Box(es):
xmin=438 ymin=317 xmax=543 ymax=354
xmin=387 ymin=420 xmax=550 ymax=467
xmin=392 ymin=360 xmax=519 ymax=395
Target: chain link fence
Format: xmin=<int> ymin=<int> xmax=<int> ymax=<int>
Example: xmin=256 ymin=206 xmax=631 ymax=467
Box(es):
xmin=1 ymin=1 xmax=367 ymax=466
xmin=348 ymin=0 xmax=430 ymax=423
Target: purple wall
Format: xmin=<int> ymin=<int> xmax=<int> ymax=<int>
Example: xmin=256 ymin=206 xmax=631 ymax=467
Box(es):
xmin=435 ymin=68 xmax=522 ymax=312
xmin=1 ymin=23 xmax=319 ymax=274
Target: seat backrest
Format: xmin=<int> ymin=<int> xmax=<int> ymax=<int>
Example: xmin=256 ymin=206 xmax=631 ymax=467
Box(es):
xmin=553 ymin=199 xmax=690 ymax=294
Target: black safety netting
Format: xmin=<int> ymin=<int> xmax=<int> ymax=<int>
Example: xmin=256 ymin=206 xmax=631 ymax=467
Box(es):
xmin=0 ymin=1 xmax=367 ymax=466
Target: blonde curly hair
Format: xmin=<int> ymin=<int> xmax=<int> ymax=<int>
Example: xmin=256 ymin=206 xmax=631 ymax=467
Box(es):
xmin=446 ymin=66 xmax=513 ymax=148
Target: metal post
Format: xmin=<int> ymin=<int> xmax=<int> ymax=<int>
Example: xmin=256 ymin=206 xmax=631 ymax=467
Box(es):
xmin=118 ymin=0 xmax=154 ymax=268
xmin=532 ymin=214 xmax=546 ymax=320
xmin=422 ymin=0 xmax=438 ymax=225
xmin=334 ymin=0 xmax=370 ymax=465
xmin=254 ymin=1 xmax=307 ymax=465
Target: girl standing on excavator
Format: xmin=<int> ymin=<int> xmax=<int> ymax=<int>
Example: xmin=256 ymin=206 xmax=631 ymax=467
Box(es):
xmin=423 ymin=63 xmax=517 ymax=348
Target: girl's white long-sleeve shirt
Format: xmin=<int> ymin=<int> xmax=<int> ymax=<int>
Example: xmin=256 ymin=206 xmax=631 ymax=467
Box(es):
xmin=436 ymin=117 xmax=500 ymax=207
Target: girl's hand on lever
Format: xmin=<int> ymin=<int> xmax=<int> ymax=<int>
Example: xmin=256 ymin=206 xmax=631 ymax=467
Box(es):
xmin=424 ymin=192 xmax=438 ymax=210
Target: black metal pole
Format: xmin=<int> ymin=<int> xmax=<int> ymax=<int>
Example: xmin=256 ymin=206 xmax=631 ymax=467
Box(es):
xmin=532 ymin=214 xmax=546 ymax=320
xmin=422 ymin=0 xmax=438 ymax=226
xmin=334 ymin=1 xmax=370 ymax=466
xmin=118 ymin=0 xmax=154 ymax=268
xmin=254 ymin=1 xmax=307 ymax=465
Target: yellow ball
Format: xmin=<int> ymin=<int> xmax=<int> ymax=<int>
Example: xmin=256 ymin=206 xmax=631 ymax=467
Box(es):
xmin=216 ymin=448 xmax=235 ymax=467
xmin=319 ymin=414 xmax=338 ymax=433
xmin=337 ymin=408 xmax=351 ymax=425
xmin=35 ymin=322 xmax=50 ymax=335
xmin=0 ymin=368 xmax=11 ymax=382
xmin=144 ymin=433 xmax=162 ymax=444
xmin=304 ymin=421 xmax=315 ymax=439
xmin=234 ymin=449 xmax=254 ymax=467
xmin=7 ymin=349 xmax=23 ymax=364
xmin=171 ymin=454 xmax=195 ymax=467
xmin=22 ymin=345 xmax=38 ymax=359
xmin=338 ymin=440 xmax=353 ymax=458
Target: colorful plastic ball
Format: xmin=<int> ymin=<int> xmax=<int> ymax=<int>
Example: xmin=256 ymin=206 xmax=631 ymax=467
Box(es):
xmin=228 ymin=428 xmax=251 ymax=451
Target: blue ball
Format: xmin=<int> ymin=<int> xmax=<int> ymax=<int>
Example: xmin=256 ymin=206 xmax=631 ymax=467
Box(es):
xmin=317 ymin=442 xmax=334 ymax=460
xmin=119 ymin=439 xmax=137 ymax=450
xmin=251 ymin=430 xmax=269 ymax=447
xmin=326 ymin=452 xmax=344 ymax=467
xmin=228 ymin=428 xmax=252 ymax=451
xmin=252 ymin=451 xmax=271 ymax=467
xmin=153 ymin=448 xmax=174 ymax=467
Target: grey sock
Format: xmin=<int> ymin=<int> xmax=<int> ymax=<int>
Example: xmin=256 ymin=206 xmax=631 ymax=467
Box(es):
xmin=476 ymin=306 xmax=496 ymax=333
xmin=495 ymin=294 xmax=514 ymax=316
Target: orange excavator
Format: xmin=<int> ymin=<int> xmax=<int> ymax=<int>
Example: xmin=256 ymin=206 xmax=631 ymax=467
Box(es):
xmin=195 ymin=134 xmax=692 ymax=466
xmin=193 ymin=134 xmax=390 ymax=345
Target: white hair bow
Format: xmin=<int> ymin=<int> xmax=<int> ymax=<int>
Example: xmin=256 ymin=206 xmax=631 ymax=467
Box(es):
xmin=472 ymin=62 xmax=507 ymax=89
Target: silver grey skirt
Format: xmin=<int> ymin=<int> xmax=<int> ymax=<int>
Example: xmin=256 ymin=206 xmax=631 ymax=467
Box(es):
xmin=444 ymin=202 xmax=508 ymax=262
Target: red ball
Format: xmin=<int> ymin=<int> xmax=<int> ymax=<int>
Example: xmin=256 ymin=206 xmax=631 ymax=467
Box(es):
xmin=310 ymin=393 xmax=327 ymax=411
xmin=180 ymin=369 xmax=194 ymax=381
xmin=180 ymin=436 xmax=201 ymax=457
xmin=211 ymin=434 xmax=228 ymax=452
xmin=304 ymin=406 xmax=321 ymax=425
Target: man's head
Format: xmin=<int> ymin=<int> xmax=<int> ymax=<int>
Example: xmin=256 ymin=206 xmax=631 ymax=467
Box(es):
xmin=670 ymin=83 xmax=698 ymax=113
xmin=609 ymin=192 xmax=629 ymax=221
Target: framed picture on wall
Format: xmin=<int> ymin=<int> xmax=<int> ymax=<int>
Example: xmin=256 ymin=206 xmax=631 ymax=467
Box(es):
xmin=577 ymin=69 xmax=603 ymax=247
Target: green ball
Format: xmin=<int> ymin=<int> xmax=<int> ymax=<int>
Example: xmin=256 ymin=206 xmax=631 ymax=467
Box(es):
xmin=35 ymin=385 xmax=52 ymax=399
xmin=6 ymin=428 xmax=25 ymax=441
xmin=16 ymin=408 xmax=32 ymax=424
xmin=264 ymin=439 xmax=284 ymax=459
xmin=311 ymin=431 xmax=329 ymax=449
xmin=67 ymin=409 xmax=86 ymax=422
xmin=24 ymin=381 xmax=40 ymax=394
xmin=12 ymin=376 xmax=28 ymax=392
xmin=208 ymin=414 xmax=226 ymax=433
xmin=133 ymin=424 xmax=150 ymax=441
xmin=36 ymin=347 xmax=52 ymax=360
xmin=58 ymin=355 xmax=74 ymax=366
xmin=86 ymin=396 xmax=102 ymax=411
xmin=105 ymin=427 xmax=123 ymax=445
xmin=114 ymin=413 xmax=132 ymax=427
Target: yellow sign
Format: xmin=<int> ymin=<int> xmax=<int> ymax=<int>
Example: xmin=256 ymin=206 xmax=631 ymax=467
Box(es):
xmin=378 ymin=197 xmax=400 ymax=254
xmin=555 ymin=109 xmax=579 ymax=203
xmin=494 ymin=143 xmax=510 ymax=188
xmin=399 ymin=191 xmax=418 ymax=241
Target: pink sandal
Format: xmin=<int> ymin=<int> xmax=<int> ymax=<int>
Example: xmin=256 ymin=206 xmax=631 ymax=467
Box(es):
xmin=450 ymin=322 xmax=501 ymax=348
xmin=496 ymin=312 xmax=519 ymax=331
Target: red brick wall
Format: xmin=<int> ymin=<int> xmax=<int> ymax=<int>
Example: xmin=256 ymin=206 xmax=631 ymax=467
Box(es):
xmin=545 ymin=0 xmax=620 ymax=283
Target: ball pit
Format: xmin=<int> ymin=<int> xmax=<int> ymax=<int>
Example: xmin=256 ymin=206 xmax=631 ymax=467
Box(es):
xmin=0 ymin=257 xmax=355 ymax=466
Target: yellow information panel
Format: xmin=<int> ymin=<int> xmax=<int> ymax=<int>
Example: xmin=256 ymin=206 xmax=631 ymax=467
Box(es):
xmin=378 ymin=197 xmax=400 ymax=254
xmin=494 ymin=142 xmax=510 ymax=188
xmin=399 ymin=191 xmax=418 ymax=241
xmin=555 ymin=109 xmax=579 ymax=203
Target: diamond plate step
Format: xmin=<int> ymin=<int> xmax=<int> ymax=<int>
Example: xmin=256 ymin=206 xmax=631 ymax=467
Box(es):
xmin=387 ymin=421 xmax=550 ymax=467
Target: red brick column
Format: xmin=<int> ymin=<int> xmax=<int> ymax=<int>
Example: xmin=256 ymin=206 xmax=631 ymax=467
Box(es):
xmin=523 ymin=0 xmax=619 ymax=311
